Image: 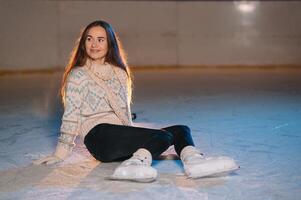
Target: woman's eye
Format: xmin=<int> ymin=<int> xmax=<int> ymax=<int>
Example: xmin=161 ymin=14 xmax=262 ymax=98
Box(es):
xmin=86 ymin=37 xmax=91 ymax=42
xmin=98 ymin=38 xmax=104 ymax=42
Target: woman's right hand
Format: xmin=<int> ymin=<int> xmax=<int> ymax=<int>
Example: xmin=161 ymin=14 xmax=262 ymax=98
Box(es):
xmin=32 ymin=155 xmax=62 ymax=165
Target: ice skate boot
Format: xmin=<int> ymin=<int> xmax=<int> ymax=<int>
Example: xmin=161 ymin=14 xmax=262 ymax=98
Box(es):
xmin=180 ymin=146 xmax=239 ymax=179
xmin=110 ymin=148 xmax=157 ymax=182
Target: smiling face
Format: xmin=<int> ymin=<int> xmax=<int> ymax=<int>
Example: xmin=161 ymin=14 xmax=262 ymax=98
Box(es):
xmin=85 ymin=26 xmax=108 ymax=64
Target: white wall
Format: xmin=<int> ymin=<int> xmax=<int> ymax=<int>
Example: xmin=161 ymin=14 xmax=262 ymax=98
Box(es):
xmin=0 ymin=1 xmax=300 ymax=69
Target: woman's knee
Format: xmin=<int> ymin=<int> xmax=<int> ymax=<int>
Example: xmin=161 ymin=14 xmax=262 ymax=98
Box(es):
xmin=173 ymin=125 xmax=192 ymax=139
xmin=172 ymin=125 xmax=191 ymax=134
xmin=163 ymin=124 xmax=190 ymax=132
xmin=179 ymin=125 xmax=191 ymax=133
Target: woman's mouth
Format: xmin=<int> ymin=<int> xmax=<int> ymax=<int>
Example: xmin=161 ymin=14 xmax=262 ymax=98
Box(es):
xmin=90 ymin=49 xmax=100 ymax=53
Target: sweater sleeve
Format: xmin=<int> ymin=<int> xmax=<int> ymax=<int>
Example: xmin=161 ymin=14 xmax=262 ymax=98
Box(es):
xmin=54 ymin=72 xmax=83 ymax=159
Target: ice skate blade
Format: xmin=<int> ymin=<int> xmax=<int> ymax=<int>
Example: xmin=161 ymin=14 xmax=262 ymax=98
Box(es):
xmin=107 ymin=176 xmax=156 ymax=183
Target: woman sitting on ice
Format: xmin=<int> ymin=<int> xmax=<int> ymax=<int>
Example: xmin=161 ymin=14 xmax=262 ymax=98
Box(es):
xmin=33 ymin=20 xmax=239 ymax=182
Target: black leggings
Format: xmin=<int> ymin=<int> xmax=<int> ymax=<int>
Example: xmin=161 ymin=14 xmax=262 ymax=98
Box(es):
xmin=84 ymin=123 xmax=195 ymax=162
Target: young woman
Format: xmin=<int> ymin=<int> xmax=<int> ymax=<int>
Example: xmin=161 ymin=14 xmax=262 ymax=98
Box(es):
xmin=33 ymin=20 xmax=239 ymax=182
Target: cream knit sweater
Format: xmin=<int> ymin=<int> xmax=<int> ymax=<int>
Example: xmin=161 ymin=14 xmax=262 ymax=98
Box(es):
xmin=54 ymin=62 xmax=133 ymax=159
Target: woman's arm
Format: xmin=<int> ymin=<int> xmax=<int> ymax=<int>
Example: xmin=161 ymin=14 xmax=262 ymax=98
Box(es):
xmin=33 ymin=71 xmax=83 ymax=165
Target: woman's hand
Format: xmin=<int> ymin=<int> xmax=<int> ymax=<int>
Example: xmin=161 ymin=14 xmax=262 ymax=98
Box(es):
xmin=32 ymin=155 xmax=62 ymax=165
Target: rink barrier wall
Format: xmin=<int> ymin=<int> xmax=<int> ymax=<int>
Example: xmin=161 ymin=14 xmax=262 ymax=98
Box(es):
xmin=0 ymin=1 xmax=300 ymax=69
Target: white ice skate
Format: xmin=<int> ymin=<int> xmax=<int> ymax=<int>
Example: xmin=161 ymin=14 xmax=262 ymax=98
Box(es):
xmin=110 ymin=149 xmax=157 ymax=182
xmin=181 ymin=146 xmax=239 ymax=179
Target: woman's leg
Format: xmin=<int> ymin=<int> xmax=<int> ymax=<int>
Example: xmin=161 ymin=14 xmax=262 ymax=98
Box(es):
xmin=161 ymin=126 xmax=240 ymax=179
xmin=161 ymin=125 xmax=195 ymax=156
xmin=84 ymin=123 xmax=173 ymax=162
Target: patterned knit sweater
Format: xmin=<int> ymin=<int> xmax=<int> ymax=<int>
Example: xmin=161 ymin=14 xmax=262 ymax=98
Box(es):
xmin=54 ymin=62 xmax=133 ymax=159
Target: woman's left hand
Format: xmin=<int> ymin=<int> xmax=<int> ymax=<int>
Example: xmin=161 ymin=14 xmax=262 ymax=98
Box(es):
xmin=32 ymin=155 xmax=62 ymax=165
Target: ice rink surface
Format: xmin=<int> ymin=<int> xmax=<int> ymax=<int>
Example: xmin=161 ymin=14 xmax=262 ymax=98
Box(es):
xmin=0 ymin=67 xmax=300 ymax=200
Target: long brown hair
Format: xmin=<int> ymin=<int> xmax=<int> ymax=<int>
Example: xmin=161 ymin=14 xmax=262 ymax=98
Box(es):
xmin=60 ymin=20 xmax=133 ymax=106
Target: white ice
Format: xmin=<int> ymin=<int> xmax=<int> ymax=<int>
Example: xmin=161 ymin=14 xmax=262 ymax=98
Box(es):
xmin=0 ymin=68 xmax=300 ymax=200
